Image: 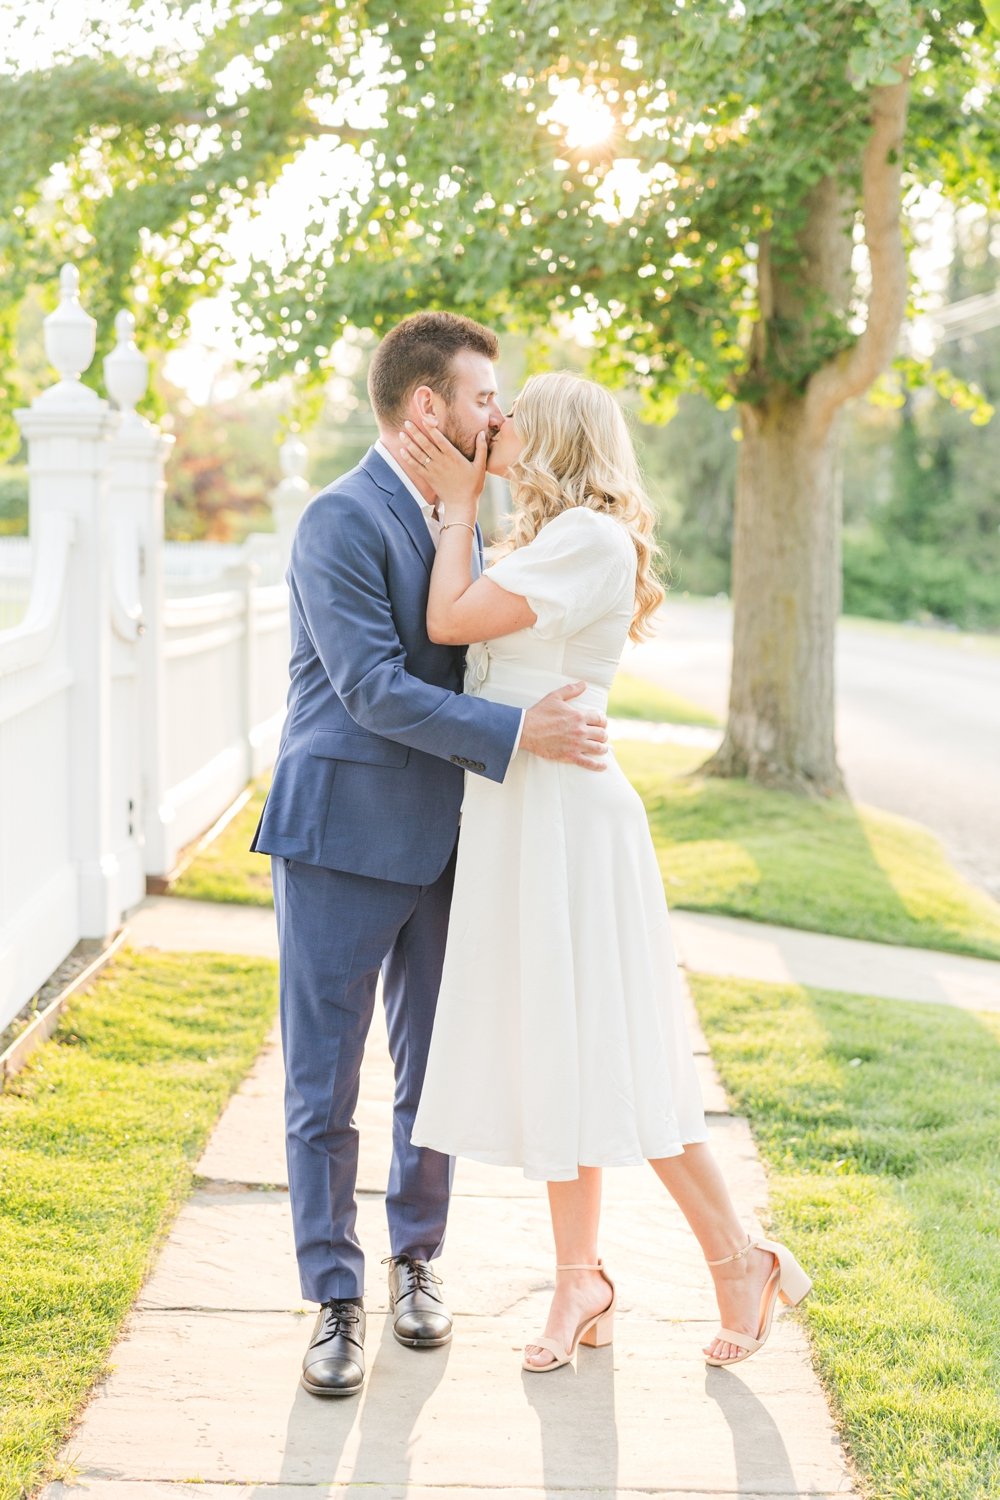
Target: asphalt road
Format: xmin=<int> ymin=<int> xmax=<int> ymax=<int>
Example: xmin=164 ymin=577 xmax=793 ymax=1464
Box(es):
xmin=623 ymin=598 xmax=1000 ymax=901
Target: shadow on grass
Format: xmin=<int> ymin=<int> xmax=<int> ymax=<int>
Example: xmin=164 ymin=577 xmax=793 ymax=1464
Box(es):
xmin=617 ymin=741 xmax=1000 ymax=960
xmin=691 ymin=973 xmax=1000 ymax=1500
xmin=175 ymin=748 xmax=1000 ymax=964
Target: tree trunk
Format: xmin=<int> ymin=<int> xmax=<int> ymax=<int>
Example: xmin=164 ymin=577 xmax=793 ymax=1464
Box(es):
xmin=703 ymin=173 xmax=856 ymax=796
xmin=703 ymin=72 xmax=909 ymax=795
xmin=704 ymin=396 xmax=845 ymax=795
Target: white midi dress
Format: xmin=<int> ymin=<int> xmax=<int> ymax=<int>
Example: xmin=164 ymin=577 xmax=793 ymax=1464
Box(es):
xmin=411 ymin=506 xmax=707 ymax=1181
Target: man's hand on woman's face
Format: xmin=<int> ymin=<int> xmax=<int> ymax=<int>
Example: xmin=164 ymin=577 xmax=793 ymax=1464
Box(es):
xmin=399 ymin=417 xmax=487 ymax=516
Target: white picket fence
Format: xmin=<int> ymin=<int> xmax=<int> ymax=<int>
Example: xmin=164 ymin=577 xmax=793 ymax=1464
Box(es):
xmin=0 ymin=539 xmax=31 ymax=630
xmin=0 ymin=269 xmax=311 ymax=1034
xmin=0 ymin=536 xmax=287 ymax=626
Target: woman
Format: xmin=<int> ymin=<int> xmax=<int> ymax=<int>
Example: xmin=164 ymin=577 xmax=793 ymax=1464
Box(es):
xmin=402 ymin=372 xmax=810 ymax=1372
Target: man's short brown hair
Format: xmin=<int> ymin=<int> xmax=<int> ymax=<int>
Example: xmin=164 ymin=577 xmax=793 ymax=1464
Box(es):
xmin=367 ymin=311 xmax=500 ymax=428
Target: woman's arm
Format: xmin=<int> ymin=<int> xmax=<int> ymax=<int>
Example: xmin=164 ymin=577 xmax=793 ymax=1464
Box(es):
xmin=399 ymin=419 xmax=537 ymax=645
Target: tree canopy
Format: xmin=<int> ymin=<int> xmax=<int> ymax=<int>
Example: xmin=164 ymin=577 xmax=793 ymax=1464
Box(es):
xmin=2 ymin=1 xmax=997 ymax=426
xmin=4 ymin=0 xmax=1000 ymax=791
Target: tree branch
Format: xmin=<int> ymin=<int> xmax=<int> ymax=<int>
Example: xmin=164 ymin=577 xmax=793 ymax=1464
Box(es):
xmin=807 ymin=65 xmax=911 ymax=429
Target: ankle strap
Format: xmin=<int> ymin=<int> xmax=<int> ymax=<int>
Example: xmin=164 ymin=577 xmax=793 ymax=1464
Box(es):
xmin=706 ymin=1235 xmax=755 ymax=1267
xmin=556 ymin=1261 xmax=601 ymax=1270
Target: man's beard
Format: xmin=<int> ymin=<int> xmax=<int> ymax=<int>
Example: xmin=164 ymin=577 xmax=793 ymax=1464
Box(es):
xmin=441 ymin=413 xmax=494 ymax=461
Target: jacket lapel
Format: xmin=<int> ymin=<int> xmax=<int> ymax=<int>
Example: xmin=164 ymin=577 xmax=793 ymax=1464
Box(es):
xmin=387 ymin=487 xmax=436 ymax=576
xmin=362 ymin=448 xmax=436 ymax=577
xmin=360 ymin=447 xmax=485 ymax=580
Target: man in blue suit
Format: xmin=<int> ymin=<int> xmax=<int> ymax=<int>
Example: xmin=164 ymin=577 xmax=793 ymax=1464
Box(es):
xmin=252 ymin=312 xmax=608 ymax=1397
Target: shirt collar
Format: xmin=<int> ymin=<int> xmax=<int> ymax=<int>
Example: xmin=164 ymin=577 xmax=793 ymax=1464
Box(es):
xmin=374 ymin=440 xmax=435 ymax=518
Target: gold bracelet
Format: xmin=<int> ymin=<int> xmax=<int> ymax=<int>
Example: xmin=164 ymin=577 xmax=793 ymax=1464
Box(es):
xmin=440 ymin=521 xmax=476 ymax=534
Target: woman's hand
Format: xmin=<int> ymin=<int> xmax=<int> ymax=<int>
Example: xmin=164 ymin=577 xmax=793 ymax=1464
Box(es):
xmin=398 ymin=418 xmax=487 ymax=518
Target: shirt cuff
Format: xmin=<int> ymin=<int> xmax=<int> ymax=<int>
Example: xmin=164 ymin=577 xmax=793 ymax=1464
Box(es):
xmin=511 ymin=709 xmax=526 ymax=757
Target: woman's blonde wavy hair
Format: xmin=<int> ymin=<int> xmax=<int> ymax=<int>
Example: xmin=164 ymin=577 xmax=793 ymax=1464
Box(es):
xmin=493 ymin=372 xmax=666 ymax=641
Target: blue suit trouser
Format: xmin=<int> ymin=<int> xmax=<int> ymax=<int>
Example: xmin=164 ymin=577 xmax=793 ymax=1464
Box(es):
xmin=271 ymin=849 xmax=456 ymax=1303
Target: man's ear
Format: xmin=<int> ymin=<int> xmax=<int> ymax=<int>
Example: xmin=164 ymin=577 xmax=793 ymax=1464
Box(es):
xmin=412 ymin=385 xmax=438 ymax=421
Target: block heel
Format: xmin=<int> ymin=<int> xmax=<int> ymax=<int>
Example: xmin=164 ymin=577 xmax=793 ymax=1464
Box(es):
xmin=522 ymin=1260 xmax=616 ymax=1372
xmin=705 ymin=1233 xmax=812 ymax=1368
xmin=578 ymin=1306 xmax=614 ymax=1348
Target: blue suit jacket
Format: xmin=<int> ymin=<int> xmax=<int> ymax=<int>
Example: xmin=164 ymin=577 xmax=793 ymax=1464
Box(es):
xmin=251 ymin=447 xmax=522 ymax=884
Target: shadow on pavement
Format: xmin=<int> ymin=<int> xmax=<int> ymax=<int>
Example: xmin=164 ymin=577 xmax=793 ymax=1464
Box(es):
xmin=705 ymin=1365 xmax=798 ymax=1496
xmin=522 ymin=1346 xmax=619 ymax=1495
xmin=248 ymin=1316 xmax=451 ymax=1493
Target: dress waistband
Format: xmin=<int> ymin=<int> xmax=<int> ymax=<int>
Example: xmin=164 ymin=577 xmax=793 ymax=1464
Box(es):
xmin=467 ymin=646 xmax=609 ymax=712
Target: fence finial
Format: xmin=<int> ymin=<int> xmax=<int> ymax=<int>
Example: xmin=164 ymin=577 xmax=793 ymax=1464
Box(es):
xmin=104 ymin=309 xmax=149 ymax=416
xmin=274 ymin=435 xmax=311 ymax=562
xmin=280 ymin=436 xmax=309 ymax=481
xmin=38 ymin=264 xmax=100 ymax=407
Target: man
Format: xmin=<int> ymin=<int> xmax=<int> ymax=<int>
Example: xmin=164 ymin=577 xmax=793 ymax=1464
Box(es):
xmin=252 ymin=311 xmax=608 ymax=1398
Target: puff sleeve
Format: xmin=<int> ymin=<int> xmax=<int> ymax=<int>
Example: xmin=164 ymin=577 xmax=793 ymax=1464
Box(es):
xmin=486 ymin=507 xmax=635 ymax=639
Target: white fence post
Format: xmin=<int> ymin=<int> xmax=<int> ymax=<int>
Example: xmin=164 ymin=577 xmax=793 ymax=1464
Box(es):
xmin=273 ymin=436 xmax=310 ymax=566
xmin=218 ymin=554 xmax=262 ymax=784
xmin=1 ymin=272 xmax=299 ymax=1028
xmin=103 ymin=310 xmax=176 ymax=889
xmin=15 ymin=267 xmax=120 ymax=939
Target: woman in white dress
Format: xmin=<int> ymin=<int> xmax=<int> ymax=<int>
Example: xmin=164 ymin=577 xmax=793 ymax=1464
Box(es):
xmin=401 ymin=373 xmax=811 ymax=1373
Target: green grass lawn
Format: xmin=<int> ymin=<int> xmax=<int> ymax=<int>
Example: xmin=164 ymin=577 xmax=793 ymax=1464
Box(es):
xmin=618 ymin=741 xmax=1000 ymax=960
xmin=0 ymin=949 xmax=278 ymax=1500
xmin=691 ymin=973 xmax=1000 ymax=1500
xmin=607 ymin=671 xmax=720 ymax=726
xmin=172 ymin=744 xmax=1000 ymax=961
xmin=172 ymin=777 xmax=273 ymax=907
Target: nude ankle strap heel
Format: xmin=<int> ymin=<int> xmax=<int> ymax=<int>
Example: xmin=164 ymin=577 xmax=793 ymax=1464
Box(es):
xmin=578 ymin=1305 xmax=614 ymax=1348
xmin=705 ymin=1234 xmax=812 ymax=1368
xmin=522 ymin=1259 xmax=616 ymax=1373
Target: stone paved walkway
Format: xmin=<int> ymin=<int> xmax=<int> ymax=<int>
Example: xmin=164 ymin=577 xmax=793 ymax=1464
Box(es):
xmin=65 ymin=889 xmax=1000 ymax=1496
xmin=670 ymin=910 xmax=1000 ymax=1013
xmin=129 ymin=894 xmax=1000 ymax=1011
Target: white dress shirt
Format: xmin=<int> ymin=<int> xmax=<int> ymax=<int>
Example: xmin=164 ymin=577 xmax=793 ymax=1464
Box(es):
xmin=374 ymin=440 xmax=525 ymax=756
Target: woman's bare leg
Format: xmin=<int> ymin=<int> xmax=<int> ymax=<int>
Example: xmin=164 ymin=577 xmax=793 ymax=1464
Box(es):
xmin=649 ymin=1142 xmax=778 ymax=1364
xmin=524 ymin=1166 xmax=614 ymax=1369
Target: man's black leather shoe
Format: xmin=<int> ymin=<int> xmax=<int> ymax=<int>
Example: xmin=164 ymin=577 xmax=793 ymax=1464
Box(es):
xmin=301 ymin=1299 xmax=366 ymax=1397
xmin=386 ymin=1255 xmax=453 ymax=1348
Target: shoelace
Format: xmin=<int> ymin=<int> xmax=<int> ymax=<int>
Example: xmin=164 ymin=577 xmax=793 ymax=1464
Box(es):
xmin=315 ymin=1299 xmax=362 ymax=1348
xmin=383 ymin=1254 xmax=444 ymax=1302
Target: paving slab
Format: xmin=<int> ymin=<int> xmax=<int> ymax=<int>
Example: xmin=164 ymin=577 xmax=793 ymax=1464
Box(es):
xmin=671 ymin=908 xmax=1000 ymax=1012
xmin=125 ymin=896 xmax=279 ymax=958
xmin=47 ymin=1487 xmax=848 ymax=1499
xmin=196 ymin=1084 xmax=758 ymax=1207
xmin=126 ymin=893 xmax=999 ymax=1013
xmin=195 ymin=1003 xmax=732 ymax=1194
xmin=46 ymin=1311 xmax=852 ymax=1496
xmin=139 ymin=1159 xmax=766 ymax=1324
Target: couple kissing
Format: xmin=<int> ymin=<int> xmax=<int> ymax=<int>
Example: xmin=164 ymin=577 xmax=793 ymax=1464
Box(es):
xmin=251 ymin=310 xmax=811 ymax=1398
